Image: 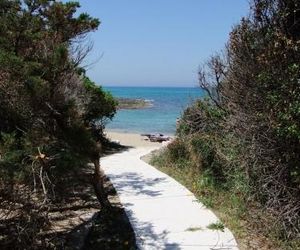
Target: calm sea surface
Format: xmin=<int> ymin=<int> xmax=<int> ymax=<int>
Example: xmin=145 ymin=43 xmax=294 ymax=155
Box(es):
xmin=104 ymin=86 xmax=204 ymax=135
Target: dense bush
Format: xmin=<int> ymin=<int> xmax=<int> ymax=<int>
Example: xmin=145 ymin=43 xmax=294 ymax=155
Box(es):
xmin=166 ymin=139 xmax=188 ymax=161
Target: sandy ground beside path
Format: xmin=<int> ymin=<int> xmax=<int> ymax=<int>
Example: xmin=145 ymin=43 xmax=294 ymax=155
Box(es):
xmin=105 ymin=130 xmax=165 ymax=148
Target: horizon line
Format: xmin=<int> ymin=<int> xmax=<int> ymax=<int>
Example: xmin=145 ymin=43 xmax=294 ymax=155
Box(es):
xmin=102 ymin=84 xmax=199 ymax=88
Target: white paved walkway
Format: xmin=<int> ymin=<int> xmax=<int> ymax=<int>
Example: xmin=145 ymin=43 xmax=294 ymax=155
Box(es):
xmin=101 ymin=147 xmax=238 ymax=250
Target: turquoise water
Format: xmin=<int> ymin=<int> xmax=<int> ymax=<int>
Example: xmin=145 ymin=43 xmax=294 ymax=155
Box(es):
xmin=104 ymin=87 xmax=204 ymax=135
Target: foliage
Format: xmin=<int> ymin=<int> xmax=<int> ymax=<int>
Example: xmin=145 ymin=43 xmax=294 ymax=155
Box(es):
xmin=166 ymin=139 xmax=188 ymax=161
xmin=222 ymin=0 xmax=300 ymax=239
xmin=207 ymin=221 xmax=225 ymax=232
xmin=0 ymin=1 xmax=117 ymax=248
xmin=82 ymin=75 xmax=117 ymax=125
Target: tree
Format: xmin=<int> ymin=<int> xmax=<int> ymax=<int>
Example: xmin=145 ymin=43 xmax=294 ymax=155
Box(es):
xmin=0 ymin=1 xmax=116 ymax=248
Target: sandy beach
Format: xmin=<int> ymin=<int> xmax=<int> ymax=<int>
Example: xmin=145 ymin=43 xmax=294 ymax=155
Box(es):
xmin=105 ymin=130 xmax=167 ymax=148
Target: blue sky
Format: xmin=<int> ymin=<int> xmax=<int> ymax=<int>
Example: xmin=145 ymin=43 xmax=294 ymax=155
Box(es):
xmin=77 ymin=0 xmax=249 ymax=87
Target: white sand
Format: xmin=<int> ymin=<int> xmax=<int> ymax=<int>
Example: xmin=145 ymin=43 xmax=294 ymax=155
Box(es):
xmin=105 ymin=130 xmax=163 ymax=148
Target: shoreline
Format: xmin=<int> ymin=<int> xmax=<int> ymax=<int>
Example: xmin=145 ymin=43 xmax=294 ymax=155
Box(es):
xmin=105 ymin=130 xmax=173 ymax=148
xmin=106 ymin=128 xmax=175 ymax=137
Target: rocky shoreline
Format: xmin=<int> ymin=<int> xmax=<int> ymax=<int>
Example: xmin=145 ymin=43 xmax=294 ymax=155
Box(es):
xmin=116 ymin=98 xmax=153 ymax=109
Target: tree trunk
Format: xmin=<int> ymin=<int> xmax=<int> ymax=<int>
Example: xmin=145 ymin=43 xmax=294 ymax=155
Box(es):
xmin=92 ymin=158 xmax=111 ymax=210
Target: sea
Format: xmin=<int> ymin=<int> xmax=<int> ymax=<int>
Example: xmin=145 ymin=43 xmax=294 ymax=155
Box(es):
xmin=104 ymin=86 xmax=204 ymax=135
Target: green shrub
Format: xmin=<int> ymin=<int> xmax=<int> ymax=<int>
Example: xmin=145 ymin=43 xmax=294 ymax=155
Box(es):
xmin=207 ymin=221 xmax=225 ymax=232
xmin=167 ymin=139 xmax=188 ymax=161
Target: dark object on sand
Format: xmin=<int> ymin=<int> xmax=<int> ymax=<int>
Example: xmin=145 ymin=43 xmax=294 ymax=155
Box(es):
xmin=141 ymin=133 xmax=171 ymax=142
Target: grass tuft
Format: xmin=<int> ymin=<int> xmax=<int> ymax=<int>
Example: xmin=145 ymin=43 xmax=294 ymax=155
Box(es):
xmin=207 ymin=221 xmax=225 ymax=232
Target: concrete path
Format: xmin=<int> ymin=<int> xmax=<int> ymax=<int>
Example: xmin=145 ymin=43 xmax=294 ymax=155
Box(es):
xmin=101 ymin=147 xmax=238 ymax=250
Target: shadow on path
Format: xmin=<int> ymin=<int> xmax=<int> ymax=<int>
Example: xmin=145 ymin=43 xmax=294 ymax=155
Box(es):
xmin=124 ymin=202 xmax=181 ymax=250
xmin=107 ymin=171 xmax=181 ymax=249
xmin=109 ymin=172 xmax=167 ymax=198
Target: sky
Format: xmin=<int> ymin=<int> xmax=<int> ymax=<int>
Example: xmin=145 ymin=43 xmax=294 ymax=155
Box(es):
xmin=76 ymin=0 xmax=250 ymax=87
